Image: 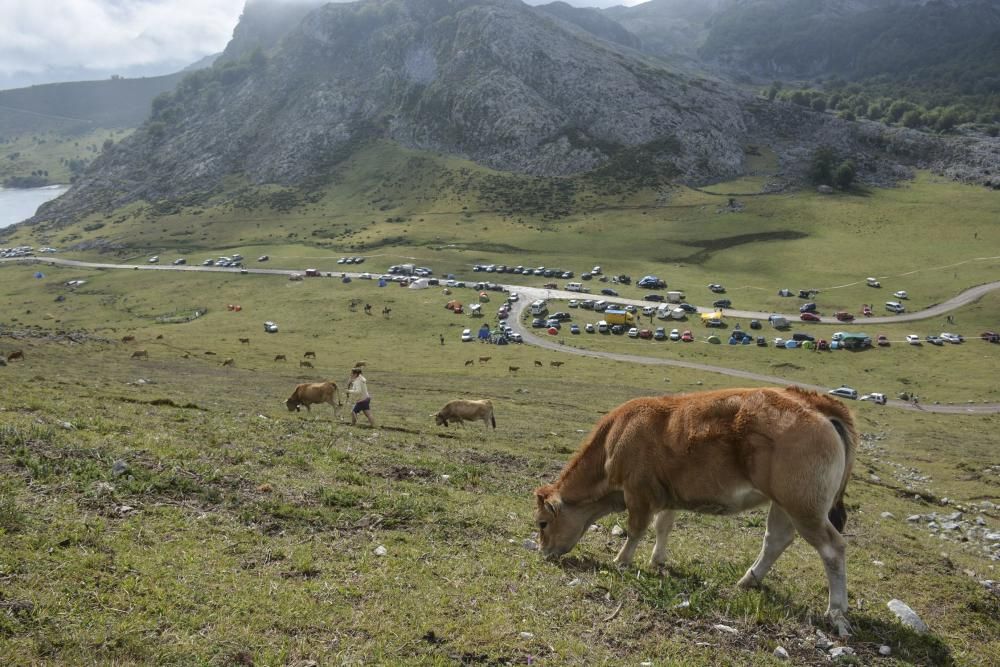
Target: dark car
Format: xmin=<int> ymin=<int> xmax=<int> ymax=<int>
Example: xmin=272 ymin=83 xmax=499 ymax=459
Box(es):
xmin=792 ymin=333 xmax=815 ymax=342
xmin=800 ymin=312 xmax=821 ymax=322
xmin=601 ymin=288 xmax=619 ymax=297
xmin=712 ymin=299 xmax=732 ymax=309
xmin=749 ymin=319 xmax=761 ymax=330
xmin=570 ymin=324 xmax=581 ymax=334
xmin=611 ymin=324 xmax=626 ymax=335
xmin=756 ymin=336 xmax=767 ymax=346
xmin=799 ymin=302 xmax=818 ymax=313
xmin=545 ymin=319 xmax=562 ymax=329
xmin=643 ymin=294 xmax=665 ymax=302
xmin=550 ymin=311 xmax=573 ymax=321
xmin=531 ymin=318 xmax=546 ymax=328
xmin=678 ymin=303 xmax=698 ymax=313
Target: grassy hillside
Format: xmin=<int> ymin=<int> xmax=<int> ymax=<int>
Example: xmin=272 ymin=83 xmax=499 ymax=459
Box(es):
xmin=0 ymin=128 xmax=132 ymax=186
xmin=0 ymin=262 xmax=998 ymax=664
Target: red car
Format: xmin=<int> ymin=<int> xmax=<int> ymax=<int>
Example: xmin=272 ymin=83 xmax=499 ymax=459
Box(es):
xmin=835 ymin=311 xmax=855 ymax=322
xmin=638 ymin=329 xmax=653 ymax=339
xmin=800 ymin=312 xmax=821 ymax=322
xmin=681 ymin=330 xmax=694 ymax=342
xmin=877 ymin=334 xmax=890 ymax=347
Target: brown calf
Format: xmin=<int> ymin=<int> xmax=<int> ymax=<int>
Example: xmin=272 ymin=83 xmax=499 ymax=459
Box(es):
xmin=464 ymin=359 xmax=474 ymax=367
xmin=534 ymin=360 xmax=543 ymax=367
xmin=274 ymin=354 xmax=287 ymax=362
xmin=303 ymin=351 xmax=316 ymax=359
xmin=534 ymin=387 xmax=857 ymax=637
xmin=130 ymin=350 xmax=148 ymax=359
xmin=508 ymin=366 xmax=519 ymax=373
xmin=7 ymin=350 xmax=24 ymax=362
xmin=239 ymin=338 xmax=250 ymax=345
xmin=121 ymin=335 xmax=136 ymax=343
xmin=478 ymin=356 xmax=491 ymax=364
xmin=550 ymin=361 xmax=564 ymax=368
xmin=300 ymin=360 xmax=314 ymax=368
xmin=221 ymin=358 xmax=235 ymax=367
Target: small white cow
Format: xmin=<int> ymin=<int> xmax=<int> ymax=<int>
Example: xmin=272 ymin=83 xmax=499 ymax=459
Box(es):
xmin=434 ymin=399 xmax=496 ymax=429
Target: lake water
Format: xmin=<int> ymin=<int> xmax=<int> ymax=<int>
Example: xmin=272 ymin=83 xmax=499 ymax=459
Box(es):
xmin=0 ymin=185 xmax=69 ymax=230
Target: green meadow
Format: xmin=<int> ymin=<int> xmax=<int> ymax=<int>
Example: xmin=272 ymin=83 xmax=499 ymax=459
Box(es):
xmin=1 ymin=149 xmax=999 ymax=664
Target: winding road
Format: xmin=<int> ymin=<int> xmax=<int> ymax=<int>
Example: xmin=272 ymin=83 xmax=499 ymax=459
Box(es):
xmin=4 ymin=255 xmax=998 ymax=414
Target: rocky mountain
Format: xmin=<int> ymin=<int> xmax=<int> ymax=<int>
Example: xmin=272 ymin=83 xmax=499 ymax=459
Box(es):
xmin=533 ymin=2 xmax=642 ymax=52
xmin=30 ymin=0 xmax=999 ymax=226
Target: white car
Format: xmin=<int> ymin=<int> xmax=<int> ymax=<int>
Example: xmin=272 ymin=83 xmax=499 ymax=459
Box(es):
xmin=585 ymin=323 xmax=595 ymax=333
xmin=774 ymin=337 xmax=785 ymax=347
xmin=893 ymin=290 xmax=908 ymax=299
xmin=860 ymin=393 xmax=887 ymax=405
xmin=264 ymin=321 xmax=278 ymax=333
xmin=669 ymin=328 xmax=680 ymax=341
xmin=642 ymin=306 xmax=656 ymax=316
xmin=148 ymin=256 xmax=159 ymax=263
xmin=508 ymin=292 xmax=519 ymax=302
xmin=940 ymin=332 xmax=963 ymax=344
xmin=568 ymin=299 xmax=579 ymax=308
xmin=627 ymin=327 xmax=639 ymax=338
xmin=461 ymin=328 xmax=473 ymax=342
xmin=509 ymin=332 xmax=523 ymax=343
xmin=905 ymin=334 xmax=921 ymax=345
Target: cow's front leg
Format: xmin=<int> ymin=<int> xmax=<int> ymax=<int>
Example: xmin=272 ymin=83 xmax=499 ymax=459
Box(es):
xmin=615 ymin=496 xmax=652 ymax=566
xmin=650 ymin=510 xmax=676 ymax=567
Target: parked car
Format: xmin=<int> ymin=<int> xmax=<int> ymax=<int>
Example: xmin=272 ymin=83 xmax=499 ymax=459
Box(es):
xmin=172 ymin=258 xmax=186 ymax=265
xmin=601 ymin=288 xmax=619 ymax=297
xmin=653 ymin=327 xmax=667 ymax=340
xmin=981 ymin=331 xmax=1000 ymax=343
xmin=756 ymin=336 xmax=767 ymax=347
xmin=568 ymin=299 xmax=579 ymax=308
xmin=461 ymin=328 xmax=473 ymax=342
xmin=202 ymin=259 xmax=215 ymax=266
xmin=545 ymin=319 xmax=562 ymax=329
xmin=800 ymin=312 xmax=821 ymax=322
xmin=643 ymin=294 xmax=665 ymax=302
xmin=681 ymin=330 xmax=694 ymax=342
xmin=885 ymin=301 xmax=905 ymax=313
xmin=866 ymin=277 xmax=881 ymax=288
xmin=678 ymin=303 xmax=698 ymax=313
xmin=893 ymin=290 xmax=908 ymax=299
xmin=708 ymin=283 xmax=725 ymax=293
xmin=828 ymin=386 xmax=859 ymax=400
xmin=799 ymin=302 xmax=817 ymax=313
xmin=876 ymin=334 xmax=890 ymax=346
xmin=550 ymin=312 xmax=572 ymax=321
xmin=834 ymin=311 xmax=854 ymax=322
xmin=642 ymin=306 xmax=656 ymax=316
xmin=906 ymin=334 xmax=921 ymax=345
xmin=264 ymin=321 xmax=279 ymax=333
xmin=570 ymin=324 xmax=581 ymax=334
xmin=510 ymin=332 xmax=523 ymax=343
xmin=611 ymin=324 xmax=626 ymax=335
xmin=940 ymin=332 xmax=963 ymax=344
xmin=749 ymin=319 xmax=761 ymax=330
xmin=712 ymin=298 xmax=732 ymax=309
xmin=774 ymin=337 xmax=785 ymax=347
xmin=638 ymin=329 xmax=653 ymax=339
xmin=148 ymin=255 xmax=159 ymax=263
xmin=669 ymin=328 xmax=681 ymax=341
xmin=585 ymin=323 xmax=595 ymax=333
xmin=817 ymin=339 xmax=829 ymax=350
xmin=860 ymin=393 xmax=887 ymax=405
xmin=531 ymin=318 xmax=546 ymax=328
xmin=925 ymin=334 xmax=943 ymax=346
xmin=627 ymin=327 xmax=639 ymax=338
xmin=792 ymin=333 xmax=815 ymax=342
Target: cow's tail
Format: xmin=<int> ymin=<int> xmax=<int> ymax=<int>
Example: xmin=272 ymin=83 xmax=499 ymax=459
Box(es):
xmin=826 ymin=414 xmax=858 ymax=534
xmin=490 ymin=409 xmax=497 ymax=429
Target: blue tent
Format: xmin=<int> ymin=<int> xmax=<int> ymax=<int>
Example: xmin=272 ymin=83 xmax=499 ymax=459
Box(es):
xmin=34 ymin=271 xmax=44 ymax=279
xmin=378 ymin=279 xmax=387 ymax=287
xmin=478 ymin=324 xmax=491 ymax=340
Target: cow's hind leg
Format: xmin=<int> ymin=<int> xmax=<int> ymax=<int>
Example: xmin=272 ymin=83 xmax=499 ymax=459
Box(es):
xmin=650 ymin=510 xmax=676 ymax=567
xmin=737 ymin=503 xmax=795 ymax=589
xmin=788 ymin=514 xmax=850 ymax=637
xmin=615 ymin=493 xmax=653 ymax=567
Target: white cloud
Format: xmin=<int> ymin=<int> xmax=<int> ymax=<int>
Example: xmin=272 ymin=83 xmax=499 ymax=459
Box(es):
xmin=0 ymin=0 xmax=245 ymax=78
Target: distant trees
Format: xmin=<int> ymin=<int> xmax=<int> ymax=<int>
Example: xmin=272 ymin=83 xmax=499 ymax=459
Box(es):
xmin=809 ymin=147 xmax=856 ymax=191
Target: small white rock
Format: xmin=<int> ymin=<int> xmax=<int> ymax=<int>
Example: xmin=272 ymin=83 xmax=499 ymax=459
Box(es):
xmin=880 ymin=512 xmax=894 ymax=519
xmin=773 ymin=646 xmax=789 ymax=660
xmin=879 ymin=645 xmax=892 ymax=656
xmin=523 ymin=539 xmax=539 ymax=552
xmin=887 ymin=599 xmax=928 ymax=633
xmin=441 ymin=474 xmax=451 ymax=481
xmin=872 ymin=560 xmax=885 ymax=566
xmin=519 ymin=631 xmax=534 ymax=640
xmin=611 ymin=525 xmax=624 ymax=537
xmin=712 ymin=624 xmax=738 ymax=635
xmin=640 ymin=662 xmax=652 ymax=667
xmin=830 ymin=646 xmax=855 ymax=660
xmin=567 ymin=578 xmax=580 ymax=587
xmin=373 ymin=545 xmax=387 ymax=556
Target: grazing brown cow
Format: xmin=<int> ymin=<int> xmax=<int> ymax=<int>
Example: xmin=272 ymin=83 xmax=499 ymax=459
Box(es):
xmin=508 ymin=366 xmax=519 ymax=373
xmin=285 ymin=381 xmax=342 ymax=418
xmin=300 ymin=360 xmax=314 ymax=368
xmin=434 ymin=399 xmax=496 ymax=429
xmin=303 ymin=351 xmax=316 ymax=359
xmin=534 ymin=360 xmax=543 ymax=367
xmin=130 ymin=350 xmax=148 ymax=359
xmin=121 ymin=335 xmax=135 ymax=343
xmin=464 ymin=359 xmax=474 ymax=367
xmin=221 ymin=358 xmax=235 ymax=367
xmin=239 ymin=338 xmax=250 ymax=345
xmin=533 ymin=387 xmax=857 ymax=637
xmin=478 ymin=356 xmax=491 ymax=364
xmin=156 ymin=334 xmax=164 ymax=340
xmin=7 ymin=350 xmax=24 ymax=362
xmin=550 ymin=361 xmax=564 ymax=368
xmin=204 ymin=351 xmax=216 ymax=356
xmin=274 ymin=354 xmax=287 ymax=362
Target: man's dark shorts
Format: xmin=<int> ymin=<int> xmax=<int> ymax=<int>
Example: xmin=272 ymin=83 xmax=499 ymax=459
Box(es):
xmin=353 ymin=398 xmax=371 ymax=414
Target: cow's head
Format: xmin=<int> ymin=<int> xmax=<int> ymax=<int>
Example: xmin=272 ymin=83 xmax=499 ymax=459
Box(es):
xmin=533 ymin=485 xmax=590 ymax=561
xmin=433 ymin=412 xmax=448 ymax=427
xmin=285 ymin=398 xmax=301 ymax=412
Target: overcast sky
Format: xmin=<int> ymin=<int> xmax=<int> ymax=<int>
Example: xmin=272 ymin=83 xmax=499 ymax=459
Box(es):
xmin=1 ymin=0 xmax=648 ymax=90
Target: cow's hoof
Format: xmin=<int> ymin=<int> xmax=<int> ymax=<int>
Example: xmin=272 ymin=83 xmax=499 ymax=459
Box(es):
xmin=736 ymin=570 xmax=761 ymax=589
xmin=827 ymin=610 xmax=852 ymax=638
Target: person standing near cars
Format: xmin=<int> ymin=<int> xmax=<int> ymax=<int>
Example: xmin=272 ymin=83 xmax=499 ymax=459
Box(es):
xmin=347 ymin=367 xmax=375 ymax=427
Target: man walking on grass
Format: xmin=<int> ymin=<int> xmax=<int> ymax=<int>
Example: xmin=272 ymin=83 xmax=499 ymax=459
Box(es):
xmin=347 ymin=367 xmax=375 ymax=427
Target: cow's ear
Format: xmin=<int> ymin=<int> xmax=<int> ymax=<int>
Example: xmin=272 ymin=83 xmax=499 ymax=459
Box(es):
xmin=535 ymin=486 xmax=560 ymax=515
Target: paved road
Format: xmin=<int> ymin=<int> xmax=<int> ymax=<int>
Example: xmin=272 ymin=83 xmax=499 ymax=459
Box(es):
xmin=4 ymin=256 xmax=998 ymax=414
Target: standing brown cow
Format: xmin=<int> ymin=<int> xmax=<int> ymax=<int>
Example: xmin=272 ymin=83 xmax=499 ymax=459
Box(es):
xmin=533 ymin=387 xmax=857 ymax=637
xmin=285 ymin=381 xmax=342 ymax=419
xmin=221 ymin=358 xmax=235 ymax=367
xmin=7 ymin=350 xmax=24 ymax=362
xmin=303 ymin=351 xmax=316 ymax=359
xmin=300 ymin=360 xmax=314 ymax=368
xmin=239 ymin=338 xmax=250 ymax=345
xmin=130 ymin=350 xmax=148 ymax=359
xmin=274 ymin=354 xmax=287 ymax=362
